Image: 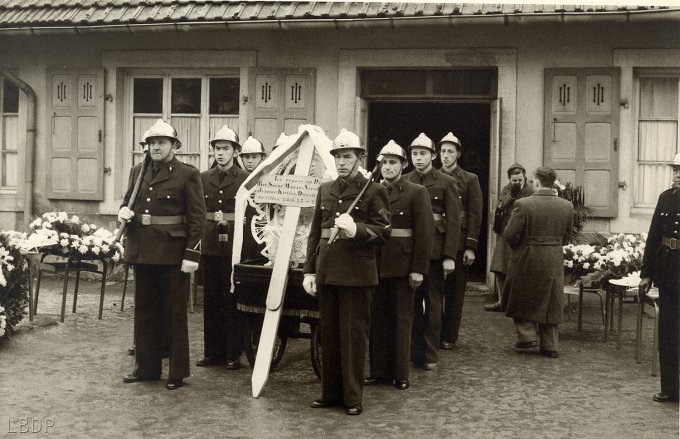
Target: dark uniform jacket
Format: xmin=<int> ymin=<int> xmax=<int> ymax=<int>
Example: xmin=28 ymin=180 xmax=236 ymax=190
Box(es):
xmin=378 ymin=178 xmax=434 ymax=278
xmin=641 ymin=188 xmax=680 ymax=291
xmin=441 ymin=165 xmax=483 ymax=251
xmin=504 ymin=189 xmax=573 ymax=324
xmin=200 ymin=165 xmax=249 ymax=257
xmin=123 ymin=156 xmax=206 ymax=265
xmin=403 ymin=169 xmax=461 ymax=260
xmin=304 ymin=173 xmax=391 ymax=286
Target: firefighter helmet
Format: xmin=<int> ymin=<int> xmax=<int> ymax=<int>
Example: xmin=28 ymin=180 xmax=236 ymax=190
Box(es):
xmin=378 ymin=140 xmax=408 ymax=162
xmin=437 ymin=132 xmax=462 ymax=150
xmin=210 ymin=125 xmax=240 ymax=149
xmin=240 ymin=136 xmax=266 ymax=155
xmin=670 ymin=151 xmax=680 ymax=167
xmin=408 ymin=133 xmax=436 ymax=153
xmin=330 ymin=129 xmax=365 ymax=156
xmin=145 ymin=119 xmax=181 ymax=149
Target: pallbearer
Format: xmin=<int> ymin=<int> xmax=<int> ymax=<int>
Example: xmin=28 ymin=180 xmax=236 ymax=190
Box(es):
xmin=437 ymin=132 xmax=483 ymax=349
xmin=365 ymin=140 xmax=434 ymax=390
xmin=403 ymin=133 xmax=461 ymax=370
xmin=303 ymin=129 xmax=391 ymax=415
xmin=196 ymin=125 xmax=249 ymax=370
xmin=119 ymin=119 xmax=206 ymax=390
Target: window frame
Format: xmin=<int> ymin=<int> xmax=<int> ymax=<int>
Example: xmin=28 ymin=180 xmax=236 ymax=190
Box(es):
xmin=0 ymin=78 xmax=19 ymax=194
xmin=633 ymin=68 xmax=680 ymax=208
xmin=124 ymin=69 xmax=241 ymax=173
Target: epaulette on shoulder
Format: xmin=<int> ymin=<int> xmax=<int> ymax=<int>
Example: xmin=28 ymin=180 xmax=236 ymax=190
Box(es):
xmin=180 ymin=161 xmax=198 ymax=170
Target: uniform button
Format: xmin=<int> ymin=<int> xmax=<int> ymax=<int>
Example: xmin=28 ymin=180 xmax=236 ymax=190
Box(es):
xmin=434 ymin=197 xmax=438 ymax=199
xmin=219 ymin=190 xmax=223 ymax=194
xmin=218 ymin=200 xmax=222 ymax=203
xmin=146 ymin=198 xmax=151 ymax=202
xmin=400 ymin=212 xmax=404 ymax=215
xmin=336 ymin=212 xmax=340 ymax=216
xmin=338 ymin=200 xmax=343 ymax=204
xmin=169 ymin=166 xmax=173 ymax=171
xmin=205 ymin=195 xmax=208 ymax=198
xmin=144 ymin=209 xmax=149 ymax=213
xmin=149 ymin=187 xmax=153 ymax=191
xmin=166 ymin=195 xmax=170 ymax=199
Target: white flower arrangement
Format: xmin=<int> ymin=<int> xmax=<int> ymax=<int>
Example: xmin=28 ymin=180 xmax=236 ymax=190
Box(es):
xmin=0 ymin=306 xmax=6 ymax=338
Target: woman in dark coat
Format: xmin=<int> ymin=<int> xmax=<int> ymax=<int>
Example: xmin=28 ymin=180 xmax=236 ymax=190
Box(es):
xmin=486 ymin=164 xmax=534 ymax=311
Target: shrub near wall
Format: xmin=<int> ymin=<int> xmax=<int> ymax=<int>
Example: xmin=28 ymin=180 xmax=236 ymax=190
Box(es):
xmin=0 ymin=232 xmax=29 ymax=338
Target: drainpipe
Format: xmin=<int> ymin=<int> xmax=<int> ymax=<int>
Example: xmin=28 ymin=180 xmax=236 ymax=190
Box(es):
xmin=0 ymin=68 xmax=36 ymax=229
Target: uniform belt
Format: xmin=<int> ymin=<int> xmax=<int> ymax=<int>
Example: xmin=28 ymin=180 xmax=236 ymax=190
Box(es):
xmin=391 ymin=228 xmax=413 ymax=238
xmin=432 ymin=213 xmax=443 ymax=220
xmin=206 ymin=212 xmax=235 ymax=221
xmin=526 ymin=235 xmax=562 ymax=245
xmin=662 ymin=236 xmax=680 ymax=250
xmin=135 ymin=214 xmax=185 ymax=226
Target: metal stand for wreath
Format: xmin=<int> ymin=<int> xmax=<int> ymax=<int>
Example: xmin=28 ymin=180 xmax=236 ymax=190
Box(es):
xmin=33 ymin=253 xmax=110 ymax=322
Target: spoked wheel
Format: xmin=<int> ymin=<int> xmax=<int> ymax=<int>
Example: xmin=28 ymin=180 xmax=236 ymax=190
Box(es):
xmin=243 ymin=314 xmax=289 ymax=371
xmin=310 ymin=321 xmax=322 ymax=380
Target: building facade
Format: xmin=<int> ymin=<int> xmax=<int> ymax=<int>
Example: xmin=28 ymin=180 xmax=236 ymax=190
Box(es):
xmin=0 ymin=2 xmax=679 ymax=282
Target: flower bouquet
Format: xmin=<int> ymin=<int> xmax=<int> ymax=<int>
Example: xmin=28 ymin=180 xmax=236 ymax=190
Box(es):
xmin=0 ymin=231 xmax=29 ymax=338
xmin=27 ymin=212 xmax=124 ymax=262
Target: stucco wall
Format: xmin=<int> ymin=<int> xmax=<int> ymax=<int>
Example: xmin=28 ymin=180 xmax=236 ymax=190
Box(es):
xmin=0 ymin=20 xmax=678 ymax=234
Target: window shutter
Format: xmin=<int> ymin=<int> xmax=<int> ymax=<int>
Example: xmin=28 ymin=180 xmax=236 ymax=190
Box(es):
xmin=47 ymin=68 xmax=104 ymax=200
xmin=544 ymin=68 xmax=620 ymax=217
xmin=248 ymin=68 xmax=315 ymax=151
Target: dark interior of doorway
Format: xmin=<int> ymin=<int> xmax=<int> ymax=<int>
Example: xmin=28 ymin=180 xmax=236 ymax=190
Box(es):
xmin=367 ymin=102 xmax=490 ymax=282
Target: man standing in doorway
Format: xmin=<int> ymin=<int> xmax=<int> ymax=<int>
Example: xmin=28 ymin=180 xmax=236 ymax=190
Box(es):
xmin=366 ymin=140 xmax=434 ymax=390
xmin=638 ymin=151 xmax=680 ymax=403
xmin=404 ymin=133 xmax=461 ymax=370
xmin=504 ymin=166 xmax=573 ymax=358
xmin=196 ymin=125 xmax=249 ymax=370
xmin=437 ymin=132 xmax=483 ymax=349
xmin=119 ymin=119 xmax=206 ymax=390
xmin=303 ymin=129 xmax=391 ymax=415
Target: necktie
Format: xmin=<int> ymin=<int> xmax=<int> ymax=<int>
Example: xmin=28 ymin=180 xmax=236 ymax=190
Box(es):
xmin=152 ymin=164 xmax=161 ymax=178
xmin=218 ymin=170 xmax=226 ymax=184
xmin=338 ymin=179 xmax=348 ymax=193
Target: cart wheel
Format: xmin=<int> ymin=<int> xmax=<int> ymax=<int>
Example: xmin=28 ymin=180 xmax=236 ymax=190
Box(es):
xmin=310 ymin=321 xmax=322 ymax=380
xmin=243 ymin=314 xmax=289 ymax=371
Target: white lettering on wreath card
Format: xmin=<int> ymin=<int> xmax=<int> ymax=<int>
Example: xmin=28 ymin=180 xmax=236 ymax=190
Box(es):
xmin=254 ymin=175 xmax=320 ymax=207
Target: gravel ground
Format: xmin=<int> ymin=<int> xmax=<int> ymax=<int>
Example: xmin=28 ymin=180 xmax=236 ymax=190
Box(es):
xmin=1 ymin=276 xmax=677 ymax=438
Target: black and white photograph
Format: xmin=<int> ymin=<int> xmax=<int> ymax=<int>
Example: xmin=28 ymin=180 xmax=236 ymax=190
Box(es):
xmin=0 ymin=0 xmax=678 ymax=437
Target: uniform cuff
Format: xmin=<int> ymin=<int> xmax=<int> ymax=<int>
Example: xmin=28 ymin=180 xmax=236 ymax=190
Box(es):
xmin=183 ymin=248 xmax=201 ymax=264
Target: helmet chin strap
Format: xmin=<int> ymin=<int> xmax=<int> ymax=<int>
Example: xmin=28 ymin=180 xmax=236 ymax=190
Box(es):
xmin=340 ymin=151 xmax=362 ymax=182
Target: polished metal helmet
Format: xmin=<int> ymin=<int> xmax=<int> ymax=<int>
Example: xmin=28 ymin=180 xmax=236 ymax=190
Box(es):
xmin=273 ymin=132 xmax=289 ymax=151
xmin=240 ymin=136 xmax=266 ymax=155
xmin=437 ymin=132 xmax=462 ymax=151
xmin=330 ymin=128 xmax=365 ymax=156
xmin=145 ymin=119 xmax=181 ymax=148
xmin=210 ymin=125 xmax=240 ymax=149
xmin=670 ymin=151 xmax=680 ymax=167
xmin=378 ymin=140 xmax=407 ymax=162
xmin=408 ymin=133 xmax=436 ymax=153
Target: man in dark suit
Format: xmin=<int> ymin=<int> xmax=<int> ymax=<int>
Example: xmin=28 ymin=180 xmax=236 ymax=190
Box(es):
xmin=639 ymin=152 xmax=680 ymax=403
xmin=196 ymin=125 xmax=249 ymax=370
xmin=303 ymin=129 xmax=391 ymax=415
xmin=404 ymin=133 xmax=461 ymax=370
xmin=504 ymin=167 xmax=573 ymax=358
xmin=366 ymin=140 xmax=434 ymax=390
xmin=437 ymin=132 xmax=483 ymax=349
xmin=119 ymin=119 xmax=206 ymax=390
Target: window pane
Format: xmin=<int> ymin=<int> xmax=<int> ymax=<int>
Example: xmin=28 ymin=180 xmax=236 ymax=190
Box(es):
xmin=172 ymin=78 xmax=201 ymax=114
xmin=2 ymin=152 xmax=17 ymax=187
xmin=638 ymin=121 xmax=678 ymax=161
xmin=133 ymin=78 xmax=163 ymax=114
xmin=3 ymin=80 xmax=19 ymax=113
xmin=210 ymin=78 xmax=240 ymax=115
xmin=431 ymin=69 xmax=496 ymax=96
xmin=361 ymin=71 xmax=426 ymax=95
xmin=640 ymin=77 xmax=678 ymax=119
xmin=637 ymin=163 xmax=673 ymax=205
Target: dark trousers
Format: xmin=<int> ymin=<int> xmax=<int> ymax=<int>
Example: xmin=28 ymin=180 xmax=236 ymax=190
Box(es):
xmin=442 ymin=250 xmax=469 ymax=344
xmin=318 ymin=284 xmax=372 ymax=407
xmin=133 ymin=264 xmax=190 ymax=380
xmin=412 ymin=261 xmax=443 ymax=364
xmin=658 ymin=288 xmax=679 ymax=397
xmin=202 ymin=255 xmax=242 ymax=361
xmin=369 ymin=277 xmax=415 ymax=381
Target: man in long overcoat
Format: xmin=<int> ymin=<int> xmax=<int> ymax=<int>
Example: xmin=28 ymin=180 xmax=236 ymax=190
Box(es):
xmin=638 ymin=151 xmax=680 ymax=403
xmin=504 ymin=166 xmax=573 ymax=357
xmin=303 ymin=129 xmax=391 ymax=415
xmin=119 ymin=119 xmax=206 ymax=389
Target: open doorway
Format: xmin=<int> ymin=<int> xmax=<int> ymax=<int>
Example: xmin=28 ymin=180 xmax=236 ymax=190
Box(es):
xmin=367 ymin=102 xmax=491 ymax=282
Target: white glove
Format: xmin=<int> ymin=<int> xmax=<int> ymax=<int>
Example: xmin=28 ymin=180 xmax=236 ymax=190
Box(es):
xmin=181 ymin=259 xmax=199 ymax=273
xmin=118 ymin=206 xmax=134 ymax=222
xmin=303 ymin=274 xmax=317 ymax=297
xmin=334 ymin=213 xmax=357 ymax=238
xmin=442 ymin=258 xmax=456 ymax=278
xmin=409 ymin=272 xmax=424 ymax=290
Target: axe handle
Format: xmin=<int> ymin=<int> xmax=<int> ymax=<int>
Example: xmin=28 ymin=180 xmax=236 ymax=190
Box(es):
xmin=327 ymin=162 xmax=382 ymax=245
xmin=115 ymin=152 xmax=151 ymax=242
